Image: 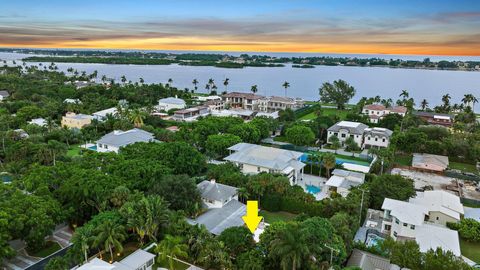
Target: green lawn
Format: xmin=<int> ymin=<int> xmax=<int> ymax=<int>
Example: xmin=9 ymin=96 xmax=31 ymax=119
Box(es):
xmin=259 ymin=210 xmax=298 ymax=223
xmin=154 ymin=257 xmax=190 ymax=270
xmin=393 ymin=154 xmax=412 ymax=166
xmin=27 ymin=241 xmax=61 ymax=258
xmin=299 ymin=107 xmax=349 ymax=121
xmin=449 ymin=162 xmax=479 ymax=175
xmin=66 ymin=144 xmax=82 ymax=157
xmin=460 ymin=238 xmax=480 ymax=263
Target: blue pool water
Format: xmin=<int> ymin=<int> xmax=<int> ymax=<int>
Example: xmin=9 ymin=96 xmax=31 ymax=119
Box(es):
xmin=365 ymin=233 xmax=384 ymax=247
xmin=306 ymin=185 xmax=321 ymax=194
xmin=88 ymin=145 xmax=97 ymax=151
xmin=300 ymin=153 xmax=370 ymax=166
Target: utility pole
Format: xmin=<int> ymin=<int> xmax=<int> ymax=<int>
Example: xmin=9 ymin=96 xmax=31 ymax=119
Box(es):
xmin=358 ymin=188 xmax=368 ymax=227
xmin=324 ymin=243 xmax=339 ymax=267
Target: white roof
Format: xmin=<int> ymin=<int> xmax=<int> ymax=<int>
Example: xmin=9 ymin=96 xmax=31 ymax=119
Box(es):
xmin=382 ymin=198 xmax=428 ymax=225
xmin=325 ymin=175 xmax=345 ymax=188
xmin=225 ymin=143 xmax=305 ymax=171
xmin=76 ymin=258 xmax=115 ymax=270
xmin=159 ymin=97 xmax=186 ymax=105
xmin=97 ymin=129 xmax=155 ymax=147
xmin=93 ymin=107 xmax=118 ymax=117
xmin=117 ymin=249 xmax=156 ymax=269
xmin=409 ymin=191 xmax=463 ymax=221
xmin=337 ymin=121 xmax=362 ymax=128
xmin=415 ymin=224 xmax=461 ymax=256
xmin=28 ymin=118 xmax=47 ymax=126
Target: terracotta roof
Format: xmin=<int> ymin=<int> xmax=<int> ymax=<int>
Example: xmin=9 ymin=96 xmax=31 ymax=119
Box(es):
xmin=223 ymin=92 xmax=264 ymax=100
xmin=364 ymin=104 xmax=386 ymax=110
xmin=389 ymin=106 xmax=407 ymax=113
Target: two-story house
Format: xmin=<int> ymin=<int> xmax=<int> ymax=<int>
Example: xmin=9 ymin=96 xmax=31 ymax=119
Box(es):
xmin=327 ymin=121 xmax=368 ymax=147
xmin=413 ymin=111 xmax=454 ymax=127
xmin=223 ymin=92 xmax=264 ymax=111
xmin=363 ymin=127 xmax=393 ymax=149
xmin=362 ymin=104 xmax=407 ymax=123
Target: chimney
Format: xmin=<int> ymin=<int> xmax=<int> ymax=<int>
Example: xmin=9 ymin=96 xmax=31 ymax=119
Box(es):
xmin=210 ymin=179 xmax=216 ymax=184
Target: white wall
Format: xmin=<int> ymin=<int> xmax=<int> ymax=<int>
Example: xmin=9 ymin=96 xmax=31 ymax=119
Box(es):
xmin=391 ymin=218 xmax=417 ymax=239
xmin=96 ymin=143 xmax=120 ymax=153
xmin=158 ymin=102 xmax=185 ymax=111
xmin=363 ymin=135 xmax=390 ymax=148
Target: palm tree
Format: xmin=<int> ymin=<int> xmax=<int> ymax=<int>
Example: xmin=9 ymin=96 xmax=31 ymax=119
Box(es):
xmin=420 ymin=99 xmax=428 ymax=111
xmin=101 ymin=75 xmax=107 ymax=83
xmin=205 ymin=84 xmax=210 ymax=92
xmin=120 ymin=75 xmax=127 ymax=84
xmin=128 ymin=109 xmax=147 ymax=128
xmin=208 ymin=78 xmax=215 ymax=88
xmin=71 ymin=226 xmax=92 ymax=263
xmin=192 ymin=79 xmax=198 ymax=92
xmin=270 ymin=224 xmax=309 ymax=270
xmin=462 ymin=94 xmax=478 ymax=110
xmin=47 ymin=140 xmax=67 ymax=166
xmin=155 ymin=235 xmax=188 ymax=270
xmin=323 ymin=153 xmax=336 ymax=178
xmin=399 ymin=90 xmax=409 ymax=100
xmin=237 ymin=187 xmax=250 ymax=203
xmin=139 ymin=78 xmax=144 ymax=84
xmin=306 ymin=154 xmax=314 ymax=174
xmin=223 ymin=78 xmax=229 ymax=93
xmin=93 ymin=220 xmax=126 ymax=262
xmin=282 ymin=81 xmax=290 ymax=97
xmin=167 ymin=78 xmax=173 ymax=88
xmin=251 ymin=85 xmax=258 ymax=94
xmin=442 ymin=94 xmax=451 ymax=107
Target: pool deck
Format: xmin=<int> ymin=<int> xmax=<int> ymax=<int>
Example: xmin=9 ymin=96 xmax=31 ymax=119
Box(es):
xmin=295 ymin=174 xmax=329 ymax=200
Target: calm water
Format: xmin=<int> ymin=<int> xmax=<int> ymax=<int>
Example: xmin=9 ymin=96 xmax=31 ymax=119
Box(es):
xmin=1 ymin=52 xmax=479 ymax=111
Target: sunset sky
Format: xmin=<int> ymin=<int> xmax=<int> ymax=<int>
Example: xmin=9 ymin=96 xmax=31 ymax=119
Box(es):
xmin=1 ymin=0 xmax=480 ymax=56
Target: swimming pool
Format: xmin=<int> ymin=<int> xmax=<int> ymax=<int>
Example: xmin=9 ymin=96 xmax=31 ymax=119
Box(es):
xmin=300 ymin=153 xmax=370 ymax=166
xmin=306 ymin=185 xmax=321 ymax=194
xmin=365 ymin=233 xmax=384 ymax=247
xmin=88 ymin=145 xmax=97 ymax=151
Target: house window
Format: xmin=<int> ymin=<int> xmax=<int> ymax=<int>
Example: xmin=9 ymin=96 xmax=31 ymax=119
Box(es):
xmin=350 ymin=135 xmax=354 ymax=138
xmin=105 ymin=145 xmax=108 ymax=149
xmin=393 ymin=231 xmax=397 ymax=237
xmin=436 ymin=217 xmax=439 ymax=221
xmin=368 ymin=136 xmax=371 ymax=140
xmin=395 ymin=218 xmax=399 ymax=224
xmin=375 ymin=138 xmax=378 ymax=142
xmin=382 ymin=138 xmax=386 ymax=142
xmin=341 ymin=134 xmax=346 ymax=138
xmin=257 ymin=167 xmax=261 ymax=172
xmin=410 ymin=225 xmax=415 ymax=230
xmin=99 ymin=143 xmax=102 ymax=148
xmin=334 ymin=132 xmax=338 ymax=136
xmin=384 ymin=224 xmax=391 ymax=231
xmin=403 ymin=223 xmax=407 ymax=227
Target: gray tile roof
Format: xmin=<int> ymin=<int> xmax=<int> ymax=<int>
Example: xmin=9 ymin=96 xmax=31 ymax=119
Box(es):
xmin=187 ymin=199 xmax=246 ymax=235
xmin=363 ymin=127 xmax=393 ymax=138
xmin=97 ymin=129 xmax=155 ymax=147
xmin=225 ymin=143 xmax=305 ymax=171
xmin=327 ymin=121 xmax=368 ymax=135
xmin=197 ymin=180 xmax=237 ymax=202
xmin=117 ymin=249 xmax=155 ymax=270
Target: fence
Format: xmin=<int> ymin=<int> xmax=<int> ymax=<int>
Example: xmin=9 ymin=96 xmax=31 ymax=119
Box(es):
xmin=445 ymin=170 xmax=480 ymax=183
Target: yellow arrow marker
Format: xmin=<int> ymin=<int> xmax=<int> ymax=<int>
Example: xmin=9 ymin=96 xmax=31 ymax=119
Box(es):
xmin=242 ymin=200 xmax=263 ymax=233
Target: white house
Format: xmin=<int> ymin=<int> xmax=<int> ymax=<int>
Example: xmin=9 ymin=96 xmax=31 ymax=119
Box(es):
xmin=224 ymin=143 xmax=305 ymax=183
xmin=325 ymin=169 xmax=365 ymax=197
xmin=327 ymin=121 xmax=368 ymax=147
xmin=362 ymin=127 xmax=393 ymax=149
xmin=188 ymin=179 xmax=246 ymax=235
xmin=157 ymin=97 xmax=186 ymax=111
xmin=380 ymin=192 xmax=463 ymax=256
xmin=76 ymin=249 xmax=155 ymax=270
xmin=96 ymin=129 xmax=156 ymax=153
xmin=173 ymin=106 xmax=210 ymax=121
xmin=0 ymin=90 xmax=10 ymax=102
xmin=63 ymin=98 xmax=82 ymax=104
xmin=362 ymin=104 xmax=407 ymax=123
xmin=92 ymin=107 xmax=118 ymax=121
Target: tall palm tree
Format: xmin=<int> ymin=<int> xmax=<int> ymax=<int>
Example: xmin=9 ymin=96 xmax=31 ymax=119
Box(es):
xmin=101 ymin=75 xmax=107 ymax=83
xmin=192 ymin=79 xmax=198 ymax=92
xmin=442 ymin=94 xmax=451 ymax=107
xmin=93 ymin=220 xmax=126 ymax=262
xmin=120 ymin=75 xmax=127 ymax=84
xmin=205 ymin=84 xmax=210 ymax=92
xmin=139 ymin=78 xmax=144 ymax=84
xmin=282 ymin=81 xmax=290 ymax=97
xmin=420 ymin=99 xmax=428 ymax=111
xmin=155 ymin=235 xmax=188 ymax=270
xmin=399 ymin=90 xmax=409 ymax=100
xmin=323 ymin=153 xmax=336 ymax=178
xmin=47 ymin=140 xmax=67 ymax=166
xmin=71 ymin=226 xmax=93 ymax=263
xmin=223 ymin=78 xmax=229 ymax=93
xmin=270 ymin=224 xmax=309 ymax=270
xmin=251 ymin=85 xmax=258 ymax=94
xmin=167 ymin=78 xmax=173 ymax=88
xmin=306 ymin=154 xmax=314 ymax=174
xmin=237 ymin=187 xmax=250 ymax=203
xmin=208 ymin=78 xmax=215 ymax=87
xmin=462 ymin=94 xmax=478 ymax=110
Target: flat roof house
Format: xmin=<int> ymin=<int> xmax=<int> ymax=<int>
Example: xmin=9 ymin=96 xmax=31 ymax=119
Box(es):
xmin=224 ymin=143 xmax=305 ymax=183
xmin=76 ymin=249 xmax=155 ymax=270
xmin=157 ymin=97 xmax=186 ymax=112
xmin=173 ymin=106 xmax=210 ymax=122
xmin=325 ymin=169 xmax=365 ymax=197
xmin=222 ymin=92 xmax=264 ymax=111
xmin=188 ymin=179 xmax=246 ymax=235
xmin=380 ymin=194 xmax=462 ymax=256
xmin=61 ymin=112 xmax=92 ymax=129
xmin=0 ymin=90 xmax=10 ymax=101
xmin=412 ymin=153 xmax=449 ymax=172
xmin=327 ymin=121 xmax=368 ymax=148
xmin=363 ymin=127 xmax=393 ymax=149
xmin=96 ymin=129 xmax=156 ymax=153
xmin=28 ymin=118 xmax=47 ymax=127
